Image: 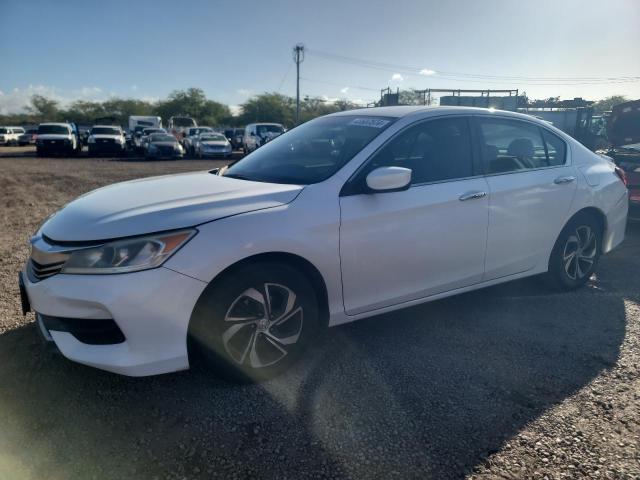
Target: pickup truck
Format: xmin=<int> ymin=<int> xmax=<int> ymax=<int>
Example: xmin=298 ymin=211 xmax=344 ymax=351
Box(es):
xmin=36 ymin=122 xmax=82 ymax=156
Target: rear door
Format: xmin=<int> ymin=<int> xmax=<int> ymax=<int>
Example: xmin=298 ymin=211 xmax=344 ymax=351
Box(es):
xmin=474 ymin=116 xmax=577 ymax=280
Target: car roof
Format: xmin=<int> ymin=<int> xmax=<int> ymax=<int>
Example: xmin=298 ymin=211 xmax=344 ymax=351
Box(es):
xmin=327 ymin=105 xmax=539 ymax=122
xmin=39 ymin=122 xmax=72 ymax=127
xmin=92 ymin=125 xmax=121 ymax=129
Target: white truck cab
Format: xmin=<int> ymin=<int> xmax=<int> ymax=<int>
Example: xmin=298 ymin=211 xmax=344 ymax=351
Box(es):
xmin=0 ymin=126 xmax=25 ymax=145
xmin=36 ymin=123 xmax=81 ymax=156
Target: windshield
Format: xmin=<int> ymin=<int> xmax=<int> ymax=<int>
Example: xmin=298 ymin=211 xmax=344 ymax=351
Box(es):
xmin=225 ymin=115 xmax=394 ymax=184
xmin=0 ymin=128 xmax=8 ymax=134
xmin=38 ymin=125 xmax=69 ymax=135
xmin=150 ymin=134 xmax=176 ymax=143
xmin=143 ymin=129 xmax=162 ymax=135
xmin=172 ymin=117 xmax=196 ymax=127
xmin=200 ymin=134 xmax=226 ymax=141
xmin=91 ymin=127 xmax=120 ymax=135
xmin=256 ymin=124 xmax=284 ymax=136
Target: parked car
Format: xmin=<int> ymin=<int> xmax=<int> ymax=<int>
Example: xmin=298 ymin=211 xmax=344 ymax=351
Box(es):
xmin=18 ymin=128 xmax=38 ymax=146
xmin=35 ymin=122 xmax=81 ymax=156
xmin=194 ymin=132 xmax=232 ymax=158
xmin=87 ymin=125 xmax=127 ymax=156
xmin=0 ymin=126 xmax=25 ymax=145
xmin=20 ymin=107 xmax=628 ymax=382
xmin=140 ymin=128 xmax=167 ymax=152
xmin=183 ymin=126 xmax=215 ymax=155
xmin=144 ymin=133 xmax=184 ymax=159
xmin=243 ymin=123 xmax=284 ymax=153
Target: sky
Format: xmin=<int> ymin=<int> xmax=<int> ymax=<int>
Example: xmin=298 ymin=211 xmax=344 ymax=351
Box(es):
xmin=1 ymin=0 xmax=639 ymax=114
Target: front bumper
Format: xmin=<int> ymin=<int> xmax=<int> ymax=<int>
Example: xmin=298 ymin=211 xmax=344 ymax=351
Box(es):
xmin=88 ymin=142 xmax=125 ymax=154
xmin=22 ymin=265 xmax=207 ymax=376
xmin=200 ymin=149 xmax=231 ymax=158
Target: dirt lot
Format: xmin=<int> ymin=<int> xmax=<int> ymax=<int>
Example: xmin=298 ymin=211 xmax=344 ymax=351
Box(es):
xmin=0 ymin=146 xmax=639 ymax=479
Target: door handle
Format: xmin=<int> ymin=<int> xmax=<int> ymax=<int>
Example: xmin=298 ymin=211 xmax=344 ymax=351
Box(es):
xmin=554 ymin=176 xmax=576 ymax=185
xmin=459 ymin=191 xmax=487 ymax=201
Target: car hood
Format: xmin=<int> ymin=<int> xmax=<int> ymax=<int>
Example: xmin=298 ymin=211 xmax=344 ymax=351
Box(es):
xmin=41 ymin=171 xmax=303 ymax=242
xmin=201 ymin=141 xmax=228 ymax=146
xmin=150 ymin=141 xmax=179 ymax=147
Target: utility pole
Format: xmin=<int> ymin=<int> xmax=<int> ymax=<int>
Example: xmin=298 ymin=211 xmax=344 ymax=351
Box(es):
xmin=293 ymin=44 xmax=304 ymax=125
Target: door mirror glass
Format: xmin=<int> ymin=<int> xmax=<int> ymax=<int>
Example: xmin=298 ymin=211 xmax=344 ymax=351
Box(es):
xmin=366 ymin=166 xmax=412 ymax=192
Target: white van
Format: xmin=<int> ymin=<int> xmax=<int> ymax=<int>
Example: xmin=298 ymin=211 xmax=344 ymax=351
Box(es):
xmin=128 ymin=116 xmax=162 ymax=132
xmin=243 ymin=123 xmax=285 ymax=153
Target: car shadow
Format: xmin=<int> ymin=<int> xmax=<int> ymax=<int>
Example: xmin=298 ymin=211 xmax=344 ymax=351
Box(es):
xmin=1 ymin=223 xmax=637 ymax=479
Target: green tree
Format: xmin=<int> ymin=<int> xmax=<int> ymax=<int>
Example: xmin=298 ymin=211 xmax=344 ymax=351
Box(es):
xmin=26 ymin=95 xmax=60 ymax=122
xmin=239 ymin=93 xmax=295 ymax=126
xmin=592 ymin=95 xmax=628 ymax=113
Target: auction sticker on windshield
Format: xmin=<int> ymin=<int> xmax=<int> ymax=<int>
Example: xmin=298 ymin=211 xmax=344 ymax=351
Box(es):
xmin=348 ymin=118 xmax=391 ymax=128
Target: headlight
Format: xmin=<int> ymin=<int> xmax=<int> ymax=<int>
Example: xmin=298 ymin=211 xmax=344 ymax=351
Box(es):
xmin=88 ymin=136 xmax=96 ymax=143
xmin=61 ymin=230 xmax=196 ymax=274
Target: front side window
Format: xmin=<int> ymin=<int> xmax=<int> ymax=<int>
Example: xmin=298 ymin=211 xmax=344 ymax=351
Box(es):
xmin=362 ymin=117 xmax=474 ymax=185
xmin=478 ymin=118 xmax=564 ymax=174
xmin=225 ymin=115 xmax=394 ymax=185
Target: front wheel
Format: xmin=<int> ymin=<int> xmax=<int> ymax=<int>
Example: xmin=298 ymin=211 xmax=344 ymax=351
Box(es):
xmin=547 ymin=213 xmax=602 ymax=290
xmin=188 ymin=263 xmax=321 ymax=382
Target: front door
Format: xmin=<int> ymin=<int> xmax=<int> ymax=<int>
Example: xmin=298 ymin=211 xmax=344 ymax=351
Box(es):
xmin=339 ymin=116 xmax=489 ymax=315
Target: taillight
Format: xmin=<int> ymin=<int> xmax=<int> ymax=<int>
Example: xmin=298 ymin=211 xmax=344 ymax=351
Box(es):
xmin=615 ymin=166 xmax=627 ymax=186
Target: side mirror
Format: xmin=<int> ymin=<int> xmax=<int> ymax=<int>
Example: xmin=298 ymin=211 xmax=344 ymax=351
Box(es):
xmin=365 ymin=166 xmax=412 ymax=192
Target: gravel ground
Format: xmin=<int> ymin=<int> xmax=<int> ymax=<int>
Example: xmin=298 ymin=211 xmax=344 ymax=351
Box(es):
xmin=0 ymin=147 xmax=638 ymax=479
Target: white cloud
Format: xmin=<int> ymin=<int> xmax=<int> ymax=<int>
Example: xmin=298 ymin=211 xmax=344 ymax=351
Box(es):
xmin=229 ymin=105 xmax=242 ymax=116
xmin=340 ymin=87 xmax=349 ymax=94
xmin=236 ymin=88 xmax=252 ymax=97
xmin=0 ymin=84 xmax=106 ymax=114
xmin=419 ymin=69 xmax=436 ymax=76
xmin=391 ymin=73 xmax=404 ymax=82
xmin=130 ymin=85 xmax=139 ymax=91
xmin=79 ymin=86 xmax=103 ymax=97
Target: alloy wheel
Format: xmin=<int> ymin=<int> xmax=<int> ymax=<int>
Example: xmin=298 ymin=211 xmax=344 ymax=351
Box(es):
xmin=222 ymin=283 xmax=303 ymax=368
xmin=562 ymin=225 xmax=597 ymax=280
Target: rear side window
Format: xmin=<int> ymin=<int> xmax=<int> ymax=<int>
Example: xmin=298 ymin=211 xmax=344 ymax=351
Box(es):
xmin=478 ymin=117 xmax=567 ymax=173
xmin=366 ymin=117 xmax=474 ymax=184
xmin=542 ymin=129 xmax=567 ymax=166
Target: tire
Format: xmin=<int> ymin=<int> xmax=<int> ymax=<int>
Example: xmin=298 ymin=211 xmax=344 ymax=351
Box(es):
xmin=547 ymin=213 xmax=602 ymax=290
xmin=188 ymin=262 xmax=321 ymax=382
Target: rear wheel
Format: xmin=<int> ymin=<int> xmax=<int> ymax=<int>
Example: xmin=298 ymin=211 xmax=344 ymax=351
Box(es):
xmin=188 ymin=263 xmax=321 ymax=382
xmin=548 ymin=213 xmax=602 ymax=290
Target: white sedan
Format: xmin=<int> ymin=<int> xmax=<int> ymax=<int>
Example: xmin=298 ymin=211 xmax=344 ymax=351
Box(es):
xmin=194 ymin=132 xmax=232 ymax=158
xmin=21 ymin=106 xmax=628 ymax=381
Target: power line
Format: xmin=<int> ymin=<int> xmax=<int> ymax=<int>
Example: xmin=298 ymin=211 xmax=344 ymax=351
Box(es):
xmin=306 ymin=48 xmax=640 ymax=85
xmin=300 ymin=77 xmax=381 ymax=92
xmin=277 ymin=61 xmax=294 ymax=93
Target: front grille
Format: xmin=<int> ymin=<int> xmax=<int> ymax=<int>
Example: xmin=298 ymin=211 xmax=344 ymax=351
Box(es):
xmin=28 ymin=236 xmax=71 ymax=283
xmin=158 ymin=146 xmax=175 ymax=155
xmin=29 ymin=258 xmax=65 ymax=281
xmin=97 ymin=138 xmax=115 ymax=144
